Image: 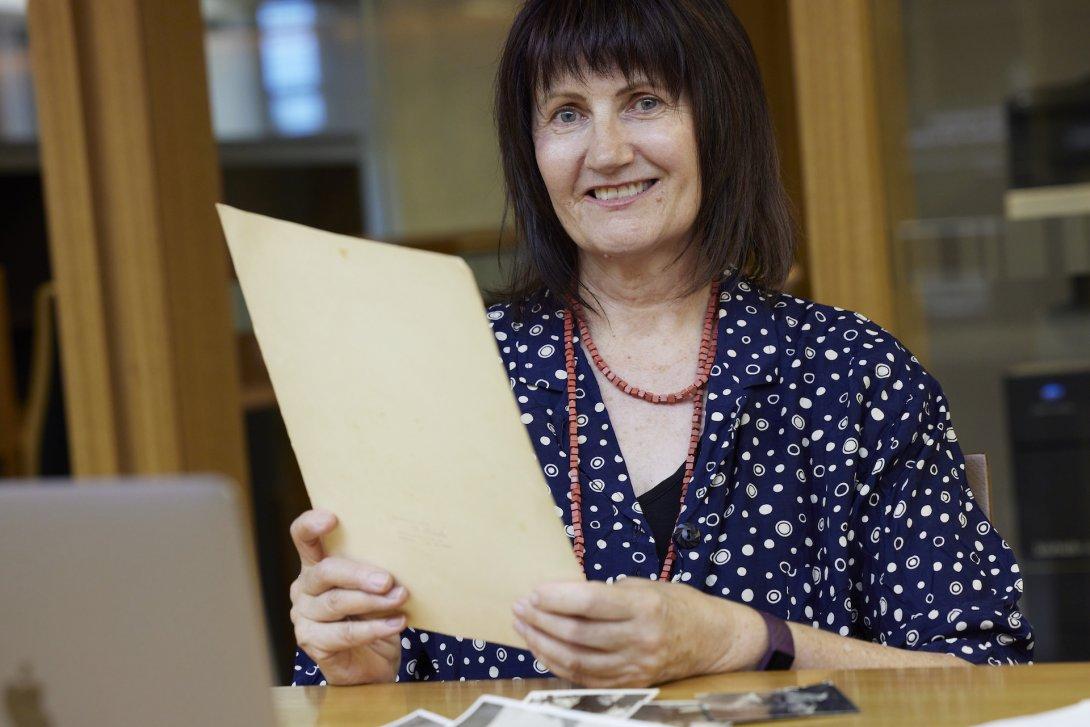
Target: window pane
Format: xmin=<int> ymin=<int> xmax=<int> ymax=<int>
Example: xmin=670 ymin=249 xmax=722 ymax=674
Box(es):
xmin=880 ymin=0 xmax=1090 ymax=662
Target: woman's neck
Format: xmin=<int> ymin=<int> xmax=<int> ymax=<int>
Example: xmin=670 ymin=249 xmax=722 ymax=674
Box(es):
xmin=577 ymin=248 xmax=710 ymax=336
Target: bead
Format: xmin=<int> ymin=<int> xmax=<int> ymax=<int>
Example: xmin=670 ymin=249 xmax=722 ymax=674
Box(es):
xmin=562 ymin=281 xmax=720 ymax=580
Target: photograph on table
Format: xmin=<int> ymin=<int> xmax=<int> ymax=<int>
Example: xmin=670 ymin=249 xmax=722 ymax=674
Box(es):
xmin=452 ymin=695 xmax=656 ymax=726
xmin=630 ymin=699 xmax=731 ymax=726
xmin=523 ymin=688 xmax=659 ymax=717
xmin=697 ymin=682 xmax=859 ymax=722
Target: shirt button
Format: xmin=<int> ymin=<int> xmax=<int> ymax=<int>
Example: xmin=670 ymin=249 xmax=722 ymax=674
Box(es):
xmin=672 ymin=522 xmax=701 ymax=549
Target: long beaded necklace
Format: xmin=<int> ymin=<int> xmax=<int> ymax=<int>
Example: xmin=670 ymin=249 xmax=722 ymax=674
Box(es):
xmin=561 ymin=281 xmax=720 ymax=580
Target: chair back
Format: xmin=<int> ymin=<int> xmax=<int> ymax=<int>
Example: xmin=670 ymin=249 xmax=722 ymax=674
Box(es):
xmin=964 ymin=453 xmax=991 ymax=518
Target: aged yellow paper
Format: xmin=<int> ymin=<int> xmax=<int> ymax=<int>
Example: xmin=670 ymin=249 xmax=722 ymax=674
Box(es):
xmin=218 ymin=205 xmax=583 ymax=647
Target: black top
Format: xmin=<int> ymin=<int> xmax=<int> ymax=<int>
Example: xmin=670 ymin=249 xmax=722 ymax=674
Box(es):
xmin=637 ymin=462 xmax=685 ymax=564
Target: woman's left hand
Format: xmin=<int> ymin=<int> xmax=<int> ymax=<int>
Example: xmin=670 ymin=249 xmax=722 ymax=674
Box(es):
xmin=512 ymin=578 xmax=763 ymax=687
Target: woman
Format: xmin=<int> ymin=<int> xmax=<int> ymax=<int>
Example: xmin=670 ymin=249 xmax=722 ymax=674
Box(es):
xmin=289 ymin=0 xmax=1032 ymax=687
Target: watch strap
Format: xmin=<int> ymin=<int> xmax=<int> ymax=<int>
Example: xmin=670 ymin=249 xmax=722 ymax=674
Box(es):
xmin=756 ymin=611 xmax=795 ymax=671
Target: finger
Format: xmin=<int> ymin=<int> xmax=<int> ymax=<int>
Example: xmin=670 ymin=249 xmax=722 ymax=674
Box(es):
xmin=530 ymin=581 xmax=632 ymax=621
xmin=290 ymin=509 xmax=338 ymax=567
xmin=300 ymin=615 xmax=406 ymax=657
xmin=300 ymin=557 xmax=395 ymax=597
xmin=367 ymin=629 xmax=405 ymax=663
xmin=513 ymin=600 xmax=631 ymax=650
xmin=300 ymin=586 xmax=409 ymax=623
xmin=513 ymin=618 xmax=628 ymax=685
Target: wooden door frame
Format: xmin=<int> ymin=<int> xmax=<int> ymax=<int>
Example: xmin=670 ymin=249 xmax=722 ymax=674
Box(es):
xmin=26 ymin=0 xmax=249 ymax=496
xmin=736 ymin=0 xmax=922 ymax=352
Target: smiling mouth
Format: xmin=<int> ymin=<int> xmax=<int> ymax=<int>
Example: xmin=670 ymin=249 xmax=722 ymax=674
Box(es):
xmin=588 ymin=179 xmax=658 ymax=201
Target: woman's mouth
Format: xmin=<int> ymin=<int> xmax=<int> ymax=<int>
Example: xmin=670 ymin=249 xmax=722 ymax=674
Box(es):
xmin=585 ymin=179 xmax=658 ymax=207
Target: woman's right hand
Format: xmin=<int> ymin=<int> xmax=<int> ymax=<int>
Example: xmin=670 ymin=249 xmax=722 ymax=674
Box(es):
xmin=289 ymin=509 xmax=410 ymax=685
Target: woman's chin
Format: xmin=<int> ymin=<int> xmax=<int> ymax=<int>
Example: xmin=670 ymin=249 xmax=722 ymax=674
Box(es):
xmin=578 ymin=237 xmax=684 ymax=263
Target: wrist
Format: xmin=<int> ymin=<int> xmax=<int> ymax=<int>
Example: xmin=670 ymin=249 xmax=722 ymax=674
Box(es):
xmin=754 ymin=611 xmax=795 ymax=671
xmin=702 ymin=598 xmax=768 ymax=674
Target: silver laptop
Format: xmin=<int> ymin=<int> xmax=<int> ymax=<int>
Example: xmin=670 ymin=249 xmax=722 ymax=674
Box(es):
xmin=0 ymin=478 xmax=275 ymax=727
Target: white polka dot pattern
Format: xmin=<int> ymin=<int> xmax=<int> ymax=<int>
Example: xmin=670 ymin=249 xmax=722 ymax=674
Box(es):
xmin=291 ymin=274 xmax=1032 ymax=685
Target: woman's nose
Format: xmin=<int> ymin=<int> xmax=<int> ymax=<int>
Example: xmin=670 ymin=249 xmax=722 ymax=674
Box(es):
xmin=585 ymin=118 xmax=634 ymax=173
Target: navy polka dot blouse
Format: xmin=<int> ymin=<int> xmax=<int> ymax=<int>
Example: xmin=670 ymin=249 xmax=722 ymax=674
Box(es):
xmin=292 ymin=275 xmax=1033 ymax=685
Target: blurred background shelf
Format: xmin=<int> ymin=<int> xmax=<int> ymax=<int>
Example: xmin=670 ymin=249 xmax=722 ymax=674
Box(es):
xmin=1006 ymin=182 xmax=1090 ymax=221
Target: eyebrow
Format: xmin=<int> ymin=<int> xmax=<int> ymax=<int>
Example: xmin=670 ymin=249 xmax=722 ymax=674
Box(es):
xmin=539 ymin=80 xmax=655 ymax=106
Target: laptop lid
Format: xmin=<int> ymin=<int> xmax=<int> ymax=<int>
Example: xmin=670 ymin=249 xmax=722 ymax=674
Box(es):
xmin=0 ymin=478 xmax=275 ymax=727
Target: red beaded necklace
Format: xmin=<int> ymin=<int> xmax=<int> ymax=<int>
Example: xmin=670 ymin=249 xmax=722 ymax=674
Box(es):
xmin=562 ymin=281 xmax=720 ymax=580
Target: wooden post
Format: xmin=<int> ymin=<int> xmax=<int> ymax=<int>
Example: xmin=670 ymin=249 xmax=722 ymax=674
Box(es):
xmin=787 ymin=0 xmax=901 ymax=331
xmin=27 ymin=0 xmax=249 ymax=494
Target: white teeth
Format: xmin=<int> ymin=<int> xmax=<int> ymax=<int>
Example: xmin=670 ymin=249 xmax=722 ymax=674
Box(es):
xmin=592 ymin=180 xmax=652 ymax=201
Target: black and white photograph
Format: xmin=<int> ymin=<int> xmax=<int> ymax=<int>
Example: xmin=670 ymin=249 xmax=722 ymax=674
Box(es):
xmin=629 ymin=699 xmax=732 ymax=726
xmin=453 ymin=695 xmax=653 ymax=727
xmin=697 ymin=682 xmax=859 ymax=722
xmin=524 ymin=689 xmax=659 ymax=718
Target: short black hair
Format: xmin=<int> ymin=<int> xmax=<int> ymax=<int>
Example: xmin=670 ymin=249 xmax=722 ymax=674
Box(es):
xmin=492 ymin=0 xmax=796 ymax=308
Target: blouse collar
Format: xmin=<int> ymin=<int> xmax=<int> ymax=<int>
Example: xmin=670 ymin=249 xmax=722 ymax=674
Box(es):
xmin=509 ymin=273 xmax=782 ymax=396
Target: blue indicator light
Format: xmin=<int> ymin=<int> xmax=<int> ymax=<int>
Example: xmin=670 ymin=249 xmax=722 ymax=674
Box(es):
xmin=1039 ymin=382 xmax=1066 ymax=401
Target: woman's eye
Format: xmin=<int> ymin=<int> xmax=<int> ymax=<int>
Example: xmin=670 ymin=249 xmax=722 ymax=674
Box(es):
xmin=635 ymin=96 xmax=660 ymax=112
xmin=554 ymin=108 xmax=580 ymax=124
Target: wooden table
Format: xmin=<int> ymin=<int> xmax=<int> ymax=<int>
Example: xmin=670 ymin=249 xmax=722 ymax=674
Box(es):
xmin=273 ymin=662 xmax=1090 ymax=726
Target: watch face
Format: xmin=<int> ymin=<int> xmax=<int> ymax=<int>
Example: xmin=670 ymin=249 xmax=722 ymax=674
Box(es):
xmin=768 ymin=648 xmax=794 ymax=670
xmin=757 ymin=611 xmax=795 ymax=670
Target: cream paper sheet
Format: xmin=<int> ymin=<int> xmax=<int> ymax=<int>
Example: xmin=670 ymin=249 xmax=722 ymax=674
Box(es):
xmin=217 ymin=205 xmax=584 ymax=647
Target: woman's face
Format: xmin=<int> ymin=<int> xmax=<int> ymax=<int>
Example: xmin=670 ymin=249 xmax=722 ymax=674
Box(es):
xmin=532 ymin=69 xmax=701 ymax=265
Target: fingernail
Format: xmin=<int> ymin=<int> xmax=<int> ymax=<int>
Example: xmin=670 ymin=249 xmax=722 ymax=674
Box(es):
xmin=512 ymin=599 xmax=526 ymax=615
xmin=386 ymin=586 xmax=405 ymax=600
xmin=529 ymin=591 xmax=540 ymax=606
xmin=512 ymin=619 xmax=525 ymax=633
xmin=384 ymin=616 xmax=403 ymax=627
xmin=367 ymin=572 xmax=390 ymax=589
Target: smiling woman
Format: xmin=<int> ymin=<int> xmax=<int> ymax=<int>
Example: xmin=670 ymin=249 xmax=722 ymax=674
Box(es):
xmin=530 ymin=71 xmax=703 ymax=276
xmin=493 ymin=0 xmax=795 ymax=308
xmin=287 ymin=0 xmax=1033 ymax=689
